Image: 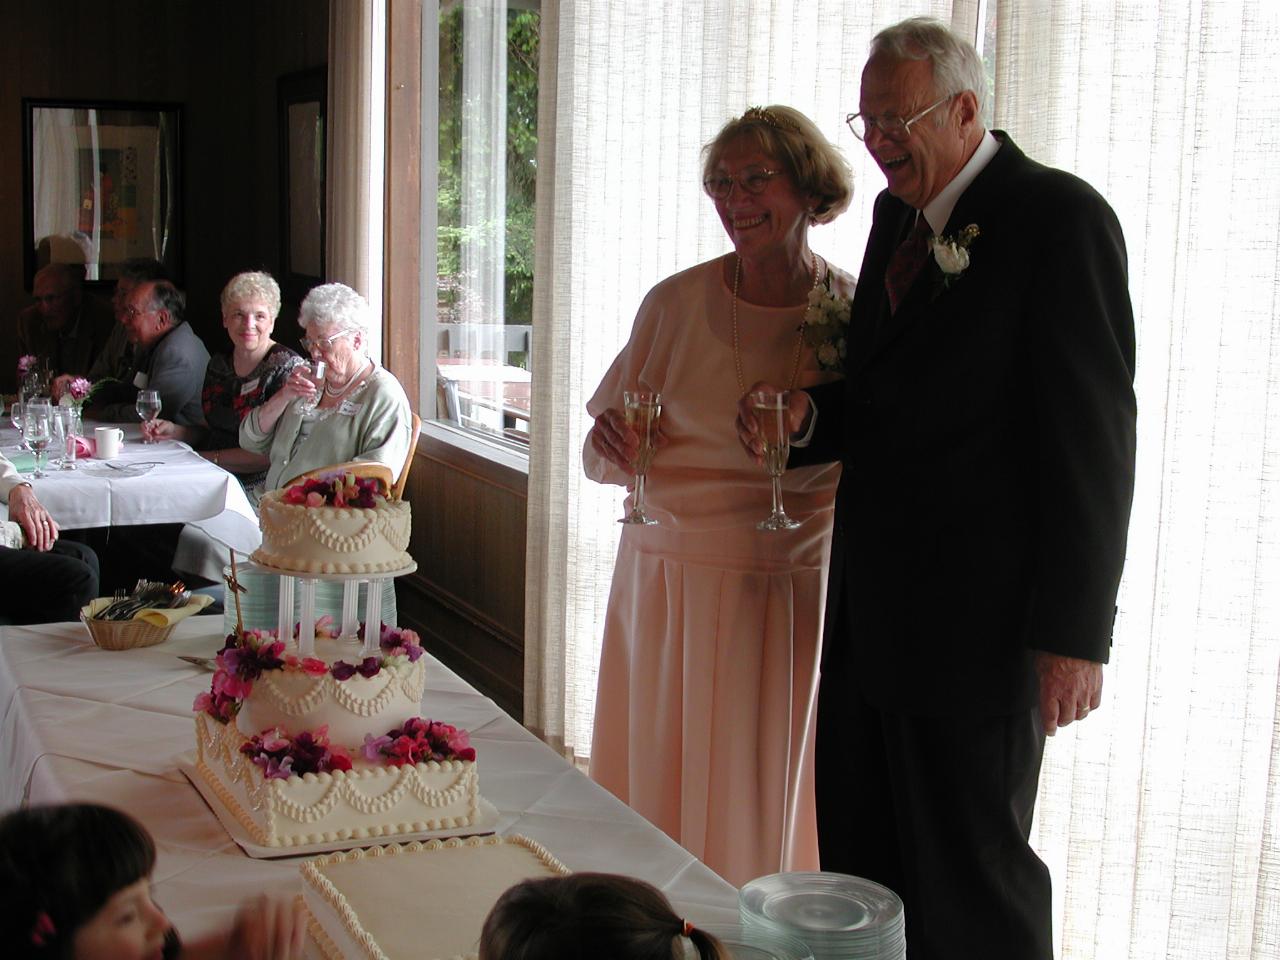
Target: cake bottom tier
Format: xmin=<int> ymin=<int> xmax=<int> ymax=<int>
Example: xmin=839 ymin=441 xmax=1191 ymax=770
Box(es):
xmin=194 ymin=713 xmax=479 ymax=848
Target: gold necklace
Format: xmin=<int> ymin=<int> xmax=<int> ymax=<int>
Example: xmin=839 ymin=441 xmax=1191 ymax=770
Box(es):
xmin=731 ymin=250 xmax=820 ymax=394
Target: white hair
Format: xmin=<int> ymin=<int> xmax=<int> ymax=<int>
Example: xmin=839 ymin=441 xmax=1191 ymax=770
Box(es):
xmin=298 ymin=283 xmax=371 ymax=350
xmin=871 ymin=17 xmax=990 ymax=127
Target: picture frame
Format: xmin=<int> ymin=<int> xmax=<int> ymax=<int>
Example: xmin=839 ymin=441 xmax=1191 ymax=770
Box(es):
xmin=278 ymin=67 xmax=327 ymax=293
xmin=21 ymin=98 xmax=182 ymax=290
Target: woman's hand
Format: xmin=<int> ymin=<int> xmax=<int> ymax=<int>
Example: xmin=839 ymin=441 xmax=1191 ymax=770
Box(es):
xmin=143 ymin=418 xmax=184 ymax=442
xmin=253 ymin=367 xmax=313 ymax=435
xmin=589 ymin=407 xmax=667 ymax=474
xmin=736 ymin=382 xmax=811 ymax=464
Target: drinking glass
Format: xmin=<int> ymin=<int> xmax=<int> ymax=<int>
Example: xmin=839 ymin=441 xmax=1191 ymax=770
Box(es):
xmin=296 ymin=361 xmax=327 ymax=417
xmin=619 ymin=390 xmax=662 ymax=526
xmin=751 ymin=390 xmax=801 ymax=531
xmin=24 ymin=402 xmax=53 ymax=479
xmin=8 ymin=400 xmax=25 ymax=451
xmin=136 ymin=389 xmax=162 ymax=441
xmin=48 ymin=407 xmax=67 ymax=470
xmin=56 ymin=406 xmax=79 ymax=470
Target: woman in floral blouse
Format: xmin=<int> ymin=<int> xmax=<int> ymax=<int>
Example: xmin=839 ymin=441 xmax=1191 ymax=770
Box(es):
xmin=146 ymin=271 xmax=303 ymax=494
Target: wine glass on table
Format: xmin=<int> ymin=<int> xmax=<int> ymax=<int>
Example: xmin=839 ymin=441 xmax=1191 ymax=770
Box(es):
xmin=296 ymin=361 xmax=326 ymax=418
xmin=8 ymin=399 xmax=26 ymax=452
xmin=751 ymin=390 xmax=800 ymax=531
xmin=619 ymin=390 xmax=662 ymax=526
xmin=136 ymin=389 xmax=162 ymax=442
xmin=24 ymin=401 xmax=53 ymax=479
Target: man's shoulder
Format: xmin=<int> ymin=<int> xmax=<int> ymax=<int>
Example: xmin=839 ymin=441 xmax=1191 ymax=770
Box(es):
xmin=989 ymin=132 xmax=1118 ymax=218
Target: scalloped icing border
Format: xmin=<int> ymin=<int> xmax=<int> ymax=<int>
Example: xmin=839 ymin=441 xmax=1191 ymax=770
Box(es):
xmin=246 ymin=656 xmax=426 ymax=721
xmin=300 ymin=836 xmax=571 ymax=960
xmin=254 ymin=496 xmax=412 ymax=574
xmin=194 ymin=714 xmax=478 ymax=848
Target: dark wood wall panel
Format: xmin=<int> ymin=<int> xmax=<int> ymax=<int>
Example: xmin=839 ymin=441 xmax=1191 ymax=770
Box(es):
xmin=0 ymin=0 xmax=328 ymax=388
xmin=397 ymin=438 xmax=528 ymax=719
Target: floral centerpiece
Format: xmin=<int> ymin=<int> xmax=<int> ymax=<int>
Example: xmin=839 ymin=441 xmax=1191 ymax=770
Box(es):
xmin=17 ymin=355 xmax=38 ymax=382
xmin=801 ymin=276 xmax=853 ymax=373
xmin=282 ymin=470 xmax=388 ymax=508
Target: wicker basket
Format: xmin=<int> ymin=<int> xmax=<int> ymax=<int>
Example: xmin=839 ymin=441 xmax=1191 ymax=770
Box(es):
xmin=81 ymin=598 xmax=178 ymax=651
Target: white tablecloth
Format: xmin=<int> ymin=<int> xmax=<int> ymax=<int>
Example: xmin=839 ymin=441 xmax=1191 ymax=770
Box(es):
xmin=0 ymin=619 xmax=739 ymax=942
xmin=1 ymin=422 xmax=260 ymax=554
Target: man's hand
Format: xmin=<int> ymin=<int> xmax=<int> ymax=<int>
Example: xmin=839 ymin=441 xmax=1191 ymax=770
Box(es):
xmin=735 ymin=382 xmax=811 ymax=464
xmin=1035 ymin=651 xmax=1103 ymax=735
xmin=8 ymin=483 xmax=58 ymax=552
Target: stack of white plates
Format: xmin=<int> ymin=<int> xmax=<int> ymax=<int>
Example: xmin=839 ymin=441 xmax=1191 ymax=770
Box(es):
xmin=738 ymin=873 xmax=906 ymax=960
xmin=697 ymin=922 xmax=814 ymax=960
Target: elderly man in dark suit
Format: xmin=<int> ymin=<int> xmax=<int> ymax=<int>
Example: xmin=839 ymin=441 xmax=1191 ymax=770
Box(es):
xmin=17 ymin=263 xmax=116 ymax=379
xmin=86 ymin=279 xmax=209 ymax=426
xmin=737 ymin=17 xmax=1136 ymax=959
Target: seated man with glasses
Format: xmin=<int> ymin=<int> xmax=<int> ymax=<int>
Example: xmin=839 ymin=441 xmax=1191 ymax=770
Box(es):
xmin=85 ymin=279 xmax=210 ymax=427
xmin=17 ymin=262 xmax=116 ymax=380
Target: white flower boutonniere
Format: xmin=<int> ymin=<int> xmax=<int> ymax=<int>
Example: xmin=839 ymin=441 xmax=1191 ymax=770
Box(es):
xmin=800 ymin=275 xmax=853 ymax=373
xmin=929 ymin=223 xmax=980 ymax=292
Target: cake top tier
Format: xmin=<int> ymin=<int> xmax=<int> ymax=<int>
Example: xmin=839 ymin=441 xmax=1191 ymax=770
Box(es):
xmin=282 ymin=462 xmax=394 ymax=507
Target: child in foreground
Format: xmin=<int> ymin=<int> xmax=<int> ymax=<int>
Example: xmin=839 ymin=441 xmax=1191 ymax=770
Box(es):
xmin=1 ymin=803 xmax=305 ymax=960
xmin=479 ymin=872 xmax=729 ymax=959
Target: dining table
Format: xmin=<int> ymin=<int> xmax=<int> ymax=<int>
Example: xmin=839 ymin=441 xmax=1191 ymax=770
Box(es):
xmin=0 ymin=617 xmax=740 ymax=946
xmin=1 ymin=419 xmax=261 ymax=554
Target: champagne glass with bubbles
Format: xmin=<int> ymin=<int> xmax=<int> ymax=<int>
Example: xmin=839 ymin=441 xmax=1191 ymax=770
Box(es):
xmin=619 ymin=390 xmax=662 ymax=525
xmin=136 ymin=389 xmax=162 ymax=442
xmin=751 ymin=390 xmax=801 ymax=531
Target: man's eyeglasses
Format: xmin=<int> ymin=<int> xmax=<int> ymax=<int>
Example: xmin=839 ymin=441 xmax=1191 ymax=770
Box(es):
xmin=119 ymin=305 xmax=158 ymax=321
xmin=845 ymin=94 xmax=954 ymax=142
xmin=703 ymin=167 xmax=784 ymax=200
xmin=301 ymin=330 xmax=350 ymax=352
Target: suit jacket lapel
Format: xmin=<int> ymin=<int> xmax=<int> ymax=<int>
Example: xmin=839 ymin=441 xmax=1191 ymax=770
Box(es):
xmin=849 ymin=200 xmax=913 ymax=378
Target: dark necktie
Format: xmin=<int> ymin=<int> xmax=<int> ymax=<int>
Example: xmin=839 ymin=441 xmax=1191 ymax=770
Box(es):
xmin=884 ymin=215 xmax=932 ymax=314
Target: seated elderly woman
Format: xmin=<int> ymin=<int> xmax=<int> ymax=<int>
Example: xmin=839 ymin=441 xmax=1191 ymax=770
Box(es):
xmin=242 ymin=282 xmax=413 ymax=495
xmin=145 ymin=271 xmax=304 ymax=495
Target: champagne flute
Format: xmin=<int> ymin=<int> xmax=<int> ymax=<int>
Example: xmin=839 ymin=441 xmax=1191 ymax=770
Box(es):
xmin=24 ymin=404 xmax=53 ymax=479
xmin=296 ymin=360 xmax=326 ymax=417
xmin=56 ymin=406 xmax=78 ymax=470
xmin=48 ymin=407 xmax=67 ymax=470
xmin=136 ymin=389 xmax=162 ymax=442
xmin=751 ymin=390 xmax=800 ymax=531
xmin=619 ymin=390 xmax=662 ymax=526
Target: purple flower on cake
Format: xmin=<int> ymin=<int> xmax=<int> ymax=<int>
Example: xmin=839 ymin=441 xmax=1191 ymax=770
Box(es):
xmin=356 ymin=657 xmax=381 ymax=679
xmin=194 ymin=688 xmax=239 ymax=723
xmin=330 ymin=660 xmax=357 ymax=681
xmin=378 ymin=624 xmax=425 ymax=663
xmin=240 ymin=725 xmax=353 ymax=778
xmin=219 ymin=636 xmax=286 ymax=682
xmin=281 ymin=471 xmax=387 ymax=508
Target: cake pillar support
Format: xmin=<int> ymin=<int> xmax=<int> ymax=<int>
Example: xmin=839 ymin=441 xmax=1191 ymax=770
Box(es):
xmin=340 ymin=581 xmax=360 ymax=639
xmin=298 ymin=578 xmax=318 ymax=656
xmin=276 ymin=574 xmax=295 ymax=648
xmin=362 ymin=579 xmax=384 ymax=656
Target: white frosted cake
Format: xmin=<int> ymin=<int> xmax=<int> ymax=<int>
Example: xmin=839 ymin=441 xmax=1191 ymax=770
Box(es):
xmin=193 ymin=629 xmax=479 ymax=848
xmin=252 ymin=488 xmax=413 ymax=575
xmin=301 ymin=836 xmax=570 ymax=960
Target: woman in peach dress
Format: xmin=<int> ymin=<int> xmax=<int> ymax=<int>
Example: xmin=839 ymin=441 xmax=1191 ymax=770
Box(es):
xmin=584 ymin=106 xmax=856 ymax=886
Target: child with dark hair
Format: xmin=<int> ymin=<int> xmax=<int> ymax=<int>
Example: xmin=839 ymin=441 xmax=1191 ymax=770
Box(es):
xmin=0 ymin=803 xmax=304 ymax=960
xmin=479 ymin=872 xmax=729 ymax=960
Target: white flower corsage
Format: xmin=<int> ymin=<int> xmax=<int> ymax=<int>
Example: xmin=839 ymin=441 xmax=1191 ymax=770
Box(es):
xmin=801 ymin=276 xmax=852 ymax=373
xmin=929 ymin=223 xmax=980 ymax=291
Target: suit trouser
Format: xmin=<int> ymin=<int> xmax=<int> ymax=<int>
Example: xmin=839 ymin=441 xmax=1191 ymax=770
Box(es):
xmin=0 ymin=540 xmax=99 ymax=624
xmin=816 ymin=631 xmax=1052 ymax=960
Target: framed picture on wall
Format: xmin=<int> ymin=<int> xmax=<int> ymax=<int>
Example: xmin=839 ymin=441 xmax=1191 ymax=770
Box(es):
xmin=278 ymin=67 xmax=326 ymax=293
xmin=21 ymin=98 xmax=182 ymax=290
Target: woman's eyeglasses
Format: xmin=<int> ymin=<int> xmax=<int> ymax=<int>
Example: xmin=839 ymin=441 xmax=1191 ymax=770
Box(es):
xmin=702 ymin=167 xmax=783 ymax=200
xmin=301 ymin=331 xmax=349 ymax=352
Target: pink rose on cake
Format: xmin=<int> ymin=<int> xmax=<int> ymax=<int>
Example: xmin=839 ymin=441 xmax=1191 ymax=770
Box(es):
xmin=282 ymin=471 xmax=387 ymax=508
xmin=362 ymin=718 xmax=476 ymax=766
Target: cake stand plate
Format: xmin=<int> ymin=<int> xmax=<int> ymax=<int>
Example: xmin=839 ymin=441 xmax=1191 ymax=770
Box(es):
xmin=247 ymin=560 xmax=419 ymax=580
xmin=178 ymin=753 xmax=497 ymax=859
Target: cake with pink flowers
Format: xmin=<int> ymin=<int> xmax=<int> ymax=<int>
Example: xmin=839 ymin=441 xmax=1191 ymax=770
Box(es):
xmin=192 ymin=624 xmax=479 ymax=848
xmin=252 ymin=466 xmax=414 ymax=576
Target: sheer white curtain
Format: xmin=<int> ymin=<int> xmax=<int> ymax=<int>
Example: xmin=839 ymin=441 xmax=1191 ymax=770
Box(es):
xmin=327 ymin=0 xmax=386 ymax=359
xmin=525 ymin=1 xmax=1279 ymax=957
xmin=995 ymin=3 xmax=1280 ymax=958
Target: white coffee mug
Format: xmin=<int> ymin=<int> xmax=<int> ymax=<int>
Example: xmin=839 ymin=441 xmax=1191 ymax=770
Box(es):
xmin=95 ymin=426 xmax=124 ymax=459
